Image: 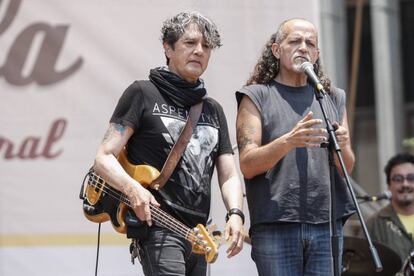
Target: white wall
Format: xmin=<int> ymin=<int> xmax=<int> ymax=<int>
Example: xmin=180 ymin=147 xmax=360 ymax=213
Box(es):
xmin=0 ymin=0 xmax=319 ymax=275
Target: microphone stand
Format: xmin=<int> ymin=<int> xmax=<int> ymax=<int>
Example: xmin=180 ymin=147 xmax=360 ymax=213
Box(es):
xmin=313 ymin=87 xmax=383 ymax=276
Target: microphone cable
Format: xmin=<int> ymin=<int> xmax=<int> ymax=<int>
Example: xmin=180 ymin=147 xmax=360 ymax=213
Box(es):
xmin=94 ymin=223 xmax=101 ymax=276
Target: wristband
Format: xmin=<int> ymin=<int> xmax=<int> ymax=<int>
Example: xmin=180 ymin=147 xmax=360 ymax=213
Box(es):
xmin=225 ymin=208 xmax=245 ymax=225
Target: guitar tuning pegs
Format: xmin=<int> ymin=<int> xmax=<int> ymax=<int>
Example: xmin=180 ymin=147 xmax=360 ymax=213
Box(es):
xmin=197 ymin=234 xmax=203 ymax=239
xmin=202 ymin=240 xmax=208 ymax=246
xmin=205 ymin=246 xmax=211 ymax=252
xmin=193 ymin=228 xmax=199 ymax=234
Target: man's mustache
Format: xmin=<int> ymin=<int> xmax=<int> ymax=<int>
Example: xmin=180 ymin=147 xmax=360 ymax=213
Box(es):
xmin=295 ymin=55 xmax=310 ymax=62
xmin=398 ymin=187 xmax=414 ymax=193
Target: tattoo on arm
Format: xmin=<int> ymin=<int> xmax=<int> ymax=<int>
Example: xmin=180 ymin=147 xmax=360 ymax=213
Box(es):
xmin=237 ymin=123 xmax=256 ymax=151
xmin=114 ymin=123 xmax=126 ymax=135
xmin=238 ymin=136 xmax=253 ymax=151
xmin=102 ymin=123 xmax=126 ymax=143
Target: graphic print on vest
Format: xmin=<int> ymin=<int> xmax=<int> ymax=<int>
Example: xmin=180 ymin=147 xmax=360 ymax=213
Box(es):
xmin=160 ymin=116 xmax=218 ymax=204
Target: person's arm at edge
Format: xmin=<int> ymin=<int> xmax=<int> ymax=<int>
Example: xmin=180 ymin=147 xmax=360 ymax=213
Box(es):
xmin=93 ymin=123 xmax=159 ymax=226
xmin=216 ymin=153 xmax=244 ymax=258
xmin=236 ymin=96 xmax=290 ymax=179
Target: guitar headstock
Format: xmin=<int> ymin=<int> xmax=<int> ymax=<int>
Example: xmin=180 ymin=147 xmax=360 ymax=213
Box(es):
xmin=191 ymin=224 xmax=219 ymax=263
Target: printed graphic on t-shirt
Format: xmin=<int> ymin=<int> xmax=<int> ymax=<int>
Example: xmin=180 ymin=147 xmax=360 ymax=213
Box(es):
xmin=161 ymin=116 xmax=218 ymax=200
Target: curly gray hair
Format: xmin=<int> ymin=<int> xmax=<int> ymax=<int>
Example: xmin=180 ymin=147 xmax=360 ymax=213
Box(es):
xmin=161 ymin=11 xmax=222 ymax=52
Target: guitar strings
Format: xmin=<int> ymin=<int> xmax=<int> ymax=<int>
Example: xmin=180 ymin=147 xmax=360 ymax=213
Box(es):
xmin=115 ymin=191 xmax=191 ymax=235
xmin=90 ymin=172 xmax=192 ymax=237
xmin=89 ymin=173 xmax=195 ymax=241
xmin=87 ymin=172 xmax=201 ymax=243
xmin=89 ymin=173 xmax=193 ymax=239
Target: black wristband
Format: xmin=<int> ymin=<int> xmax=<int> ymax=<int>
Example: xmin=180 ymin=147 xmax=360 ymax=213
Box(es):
xmin=225 ymin=208 xmax=245 ymax=225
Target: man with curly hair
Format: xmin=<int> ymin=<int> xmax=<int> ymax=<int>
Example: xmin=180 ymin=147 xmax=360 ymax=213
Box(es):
xmin=235 ymin=18 xmax=355 ymax=275
xmin=93 ymin=11 xmax=244 ymax=276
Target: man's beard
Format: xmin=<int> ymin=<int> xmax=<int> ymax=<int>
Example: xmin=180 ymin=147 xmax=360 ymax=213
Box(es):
xmin=292 ymin=56 xmax=311 ymax=72
xmin=292 ymin=62 xmax=303 ymax=73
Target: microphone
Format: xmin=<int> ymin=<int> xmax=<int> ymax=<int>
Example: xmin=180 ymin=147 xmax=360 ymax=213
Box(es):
xmin=357 ymin=190 xmax=392 ymax=202
xmin=300 ymin=62 xmax=326 ymax=94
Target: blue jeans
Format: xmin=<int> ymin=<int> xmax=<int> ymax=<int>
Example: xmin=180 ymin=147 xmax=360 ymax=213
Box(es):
xmin=250 ymin=222 xmax=343 ymax=276
xmin=138 ymin=226 xmax=207 ymax=276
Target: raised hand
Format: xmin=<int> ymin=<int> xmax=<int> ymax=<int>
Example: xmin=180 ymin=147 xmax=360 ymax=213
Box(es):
xmin=283 ymin=111 xmax=327 ymax=148
xmin=332 ymin=121 xmax=350 ymax=149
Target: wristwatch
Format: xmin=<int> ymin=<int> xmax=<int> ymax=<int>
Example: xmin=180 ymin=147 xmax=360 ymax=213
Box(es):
xmin=225 ymin=208 xmax=245 ymax=225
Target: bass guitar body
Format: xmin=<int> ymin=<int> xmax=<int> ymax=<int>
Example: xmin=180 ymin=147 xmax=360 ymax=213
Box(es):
xmin=82 ymin=149 xmax=159 ymax=234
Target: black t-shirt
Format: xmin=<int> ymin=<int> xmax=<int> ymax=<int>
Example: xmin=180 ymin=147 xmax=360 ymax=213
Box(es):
xmin=110 ymin=80 xmax=233 ymax=227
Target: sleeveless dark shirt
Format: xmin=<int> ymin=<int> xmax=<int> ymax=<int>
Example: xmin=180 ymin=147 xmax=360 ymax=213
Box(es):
xmin=236 ymin=81 xmax=355 ymax=225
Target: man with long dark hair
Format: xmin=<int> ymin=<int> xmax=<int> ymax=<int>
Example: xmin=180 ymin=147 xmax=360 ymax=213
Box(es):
xmin=235 ymin=18 xmax=355 ymax=275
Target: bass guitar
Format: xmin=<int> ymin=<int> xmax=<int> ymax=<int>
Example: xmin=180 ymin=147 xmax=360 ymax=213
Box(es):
xmin=80 ymin=149 xmax=218 ymax=263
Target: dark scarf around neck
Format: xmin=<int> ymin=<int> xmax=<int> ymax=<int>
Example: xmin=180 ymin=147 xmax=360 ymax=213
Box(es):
xmin=149 ymin=67 xmax=206 ymax=108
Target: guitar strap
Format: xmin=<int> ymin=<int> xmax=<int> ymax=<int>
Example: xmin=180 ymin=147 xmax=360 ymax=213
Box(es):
xmin=141 ymin=82 xmax=204 ymax=190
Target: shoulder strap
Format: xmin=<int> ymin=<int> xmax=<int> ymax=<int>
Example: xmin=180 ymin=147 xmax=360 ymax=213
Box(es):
xmin=150 ymin=100 xmax=204 ymax=190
